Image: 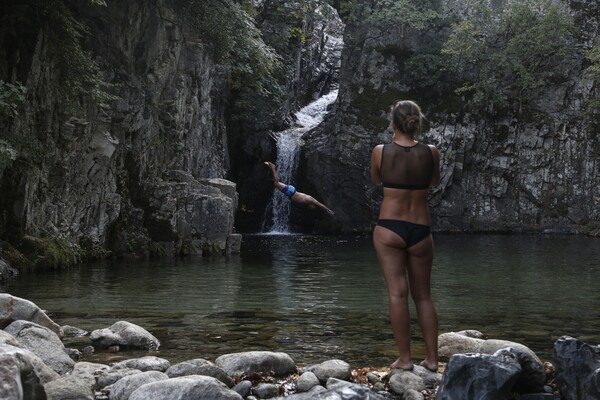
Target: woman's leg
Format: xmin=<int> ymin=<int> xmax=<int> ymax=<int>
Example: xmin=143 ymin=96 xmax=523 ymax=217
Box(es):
xmin=373 ymin=226 xmax=413 ymax=370
xmin=406 ymin=235 xmax=438 ymax=370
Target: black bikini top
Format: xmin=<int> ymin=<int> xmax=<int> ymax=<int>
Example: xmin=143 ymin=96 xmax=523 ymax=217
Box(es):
xmin=380 ymin=142 xmax=434 ymax=190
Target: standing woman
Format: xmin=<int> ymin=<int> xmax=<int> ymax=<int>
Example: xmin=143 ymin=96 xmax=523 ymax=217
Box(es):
xmin=370 ymin=100 xmax=441 ymax=372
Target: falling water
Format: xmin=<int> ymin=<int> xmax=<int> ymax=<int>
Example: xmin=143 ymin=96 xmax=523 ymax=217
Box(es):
xmin=267 ymin=89 xmax=338 ymax=233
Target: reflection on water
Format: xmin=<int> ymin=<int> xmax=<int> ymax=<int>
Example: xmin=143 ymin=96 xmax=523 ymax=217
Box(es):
xmin=1 ymin=234 xmax=599 ymax=367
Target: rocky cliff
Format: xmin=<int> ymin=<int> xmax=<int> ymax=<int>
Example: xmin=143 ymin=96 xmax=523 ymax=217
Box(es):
xmin=301 ymin=0 xmax=600 ymax=234
xmin=0 ymin=0 xmax=342 ymax=266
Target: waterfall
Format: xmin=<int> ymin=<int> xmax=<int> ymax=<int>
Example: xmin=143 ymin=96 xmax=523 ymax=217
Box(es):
xmin=267 ymin=89 xmax=338 ymax=234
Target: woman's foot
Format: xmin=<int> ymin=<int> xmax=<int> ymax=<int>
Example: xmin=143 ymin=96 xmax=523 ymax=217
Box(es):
xmin=390 ymin=358 xmax=414 ymax=371
xmin=419 ymin=360 xmax=438 ymax=372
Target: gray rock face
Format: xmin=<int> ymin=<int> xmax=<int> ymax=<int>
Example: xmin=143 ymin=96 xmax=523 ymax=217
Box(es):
xmin=0 ymin=344 xmax=47 ymax=400
xmin=127 ymin=375 xmax=243 ymax=400
xmin=4 ymin=320 xmax=75 ymax=375
xmin=553 ymin=336 xmax=600 ymax=400
xmin=215 ymin=351 xmax=297 ymax=378
xmin=302 ymin=0 xmax=600 ymax=234
xmin=436 ymin=351 xmax=522 ymax=400
xmin=0 ymin=294 xmax=63 ymax=338
xmin=89 ymin=321 xmax=160 ymax=350
xmin=0 ymin=0 xmax=237 ymax=257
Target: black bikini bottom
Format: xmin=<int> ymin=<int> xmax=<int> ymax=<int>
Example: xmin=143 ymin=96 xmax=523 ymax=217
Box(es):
xmin=376 ymin=219 xmax=431 ymax=248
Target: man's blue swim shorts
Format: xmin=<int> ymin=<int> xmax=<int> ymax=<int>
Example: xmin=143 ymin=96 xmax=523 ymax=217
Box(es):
xmin=280 ymin=184 xmax=297 ymax=197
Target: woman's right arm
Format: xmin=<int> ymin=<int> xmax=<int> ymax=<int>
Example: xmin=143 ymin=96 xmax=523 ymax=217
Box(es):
xmin=370 ymin=145 xmax=383 ymax=185
xmin=429 ymin=145 xmax=441 ymax=187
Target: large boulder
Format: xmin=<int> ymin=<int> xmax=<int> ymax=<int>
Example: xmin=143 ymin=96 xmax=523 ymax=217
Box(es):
xmin=90 ymin=321 xmax=160 ymax=350
xmin=128 ymin=375 xmax=243 ymax=400
xmin=107 ymin=370 xmax=169 ymax=400
xmin=215 ymin=351 xmax=297 ymax=378
xmin=43 ymin=374 xmax=95 ymax=400
xmin=165 ymin=359 xmax=233 ymax=387
xmin=553 ymin=336 xmax=600 ymax=400
xmin=436 ymin=349 xmax=522 ymax=400
xmin=0 ymin=344 xmax=47 ymax=400
xmin=0 ymin=294 xmax=63 ymax=338
xmin=479 ymin=339 xmax=546 ymax=393
xmin=111 ymin=356 xmax=170 ymax=372
xmin=5 ymin=320 xmax=75 ymax=375
xmin=438 ymin=331 xmax=485 ymax=358
xmin=0 ymin=343 xmax=59 ymax=384
xmin=311 ymin=359 xmax=352 ymax=383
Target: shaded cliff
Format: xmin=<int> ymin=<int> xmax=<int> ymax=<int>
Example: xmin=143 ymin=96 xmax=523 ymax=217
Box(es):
xmin=0 ymin=0 xmax=343 ymax=267
xmin=302 ymin=0 xmax=600 ymax=234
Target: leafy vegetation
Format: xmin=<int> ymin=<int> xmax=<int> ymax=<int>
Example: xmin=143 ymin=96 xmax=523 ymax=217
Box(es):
xmin=171 ymin=0 xmax=280 ymax=99
xmin=442 ymin=0 xmax=576 ymax=115
xmin=584 ymin=41 xmax=600 ymax=114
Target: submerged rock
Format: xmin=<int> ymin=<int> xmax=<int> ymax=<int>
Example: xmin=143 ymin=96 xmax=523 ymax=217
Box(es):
xmin=90 ymin=321 xmax=160 ymax=350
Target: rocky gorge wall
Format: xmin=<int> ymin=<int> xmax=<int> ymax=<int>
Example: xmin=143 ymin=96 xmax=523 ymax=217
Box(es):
xmin=301 ymin=0 xmax=600 ymax=235
xmin=0 ymin=0 xmax=345 ymax=265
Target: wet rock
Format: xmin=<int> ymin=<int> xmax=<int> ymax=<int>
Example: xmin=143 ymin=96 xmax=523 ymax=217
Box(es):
xmin=296 ymin=371 xmax=321 ymax=392
xmin=0 ymin=343 xmax=59 ymax=384
xmin=0 ymin=329 xmax=22 ymax=347
xmin=0 ymin=344 xmax=47 ymax=400
xmin=553 ymin=336 xmax=600 ymax=400
xmin=326 ymin=378 xmax=390 ymax=399
xmin=43 ymin=373 xmax=95 ymax=400
xmin=388 ymin=369 xmax=426 ymax=395
xmin=232 ymin=379 xmax=253 ymax=398
xmin=164 ymin=358 xmax=233 ymax=386
xmin=215 ymin=351 xmax=297 ymax=377
xmin=479 ymin=339 xmax=546 ymax=393
xmin=0 ymin=259 xmax=18 ymax=281
xmin=254 ymin=382 xmax=280 ymax=398
xmin=312 ymin=359 xmax=352 ymax=383
xmin=165 ymin=358 xmax=212 ymax=377
xmin=111 ymin=355 xmax=170 ymax=372
xmin=0 ymin=294 xmax=63 ymax=338
xmin=106 ymin=370 xmax=169 ymax=400
xmin=436 ymin=350 xmax=522 ymax=400
xmin=90 ymin=321 xmax=160 ymax=350
xmin=95 ymin=367 xmax=142 ymax=390
xmin=62 ymin=325 xmax=88 ymax=338
xmin=127 ymin=375 xmax=243 ymax=400
xmin=5 ymin=320 xmax=75 ymax=375
xmin=438 ymin=331 xmax=485 ymax=358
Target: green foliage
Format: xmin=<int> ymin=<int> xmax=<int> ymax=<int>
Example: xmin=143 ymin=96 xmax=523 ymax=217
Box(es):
xmin=0 ymin=1 xmax=116 ymax=110
xmin=40 ymin=0 xmax=117 ymax=109
xmin=37 ymin=237 xmax=81 ymax=269
xmin=442 ymin=0 xmax=576 ymax=115
xmin=363 ymin=0 xmax=439 ymax=45
xmin=172 ymin=0 xmax=280 ymax=97
xmin=585 ymin=41 xmax=600 ymax=113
